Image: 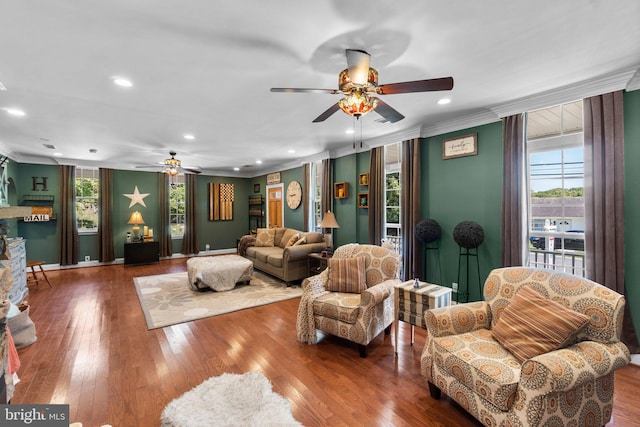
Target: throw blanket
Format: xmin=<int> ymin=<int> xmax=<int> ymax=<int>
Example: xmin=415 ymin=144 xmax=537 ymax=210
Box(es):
xmin=296 ymin=244 xmax=358 ymax=344
xmin=237 ymin=234 xmax=256 ymax=256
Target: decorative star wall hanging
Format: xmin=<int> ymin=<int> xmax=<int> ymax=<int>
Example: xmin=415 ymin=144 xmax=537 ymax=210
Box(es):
xmin=123 ymin=185 xmax=150 ymax=208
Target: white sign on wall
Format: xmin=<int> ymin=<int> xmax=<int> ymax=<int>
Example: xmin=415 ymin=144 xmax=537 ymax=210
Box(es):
xmin=24 ymin=214 xmax=50 ymax=222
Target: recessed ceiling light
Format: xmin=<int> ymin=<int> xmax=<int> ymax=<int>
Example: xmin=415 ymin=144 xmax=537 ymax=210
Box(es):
xmin=288 ymin=149 xmax=295 ymax=154
xmin=256 ymin=160 xmax=262 ymax=164
xmin=183 ymin=134 xmax=195 ymax=140
xmin=4 ymin=108 xmax=25 ymax=117
xmin=43 ymin=143 xmax=56 ymax=149
xmin=233 ymin=167 xmax=240 ymax=171
xmin=53 ymin=153 xmax=63 ymax=157
xmin=89 ymin=148 xmax=98 ymax=153
xmin=345 ymin=129 xmax=355 ymax=134
xmin=113 ymin=77 xmax=133 ymax=88
xmin=437 ymin=98 xmax=451 ymax=105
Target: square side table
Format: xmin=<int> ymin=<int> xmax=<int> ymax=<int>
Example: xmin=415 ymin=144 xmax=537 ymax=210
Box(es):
xmin=394 ymin=280 xmax=452 ymax=354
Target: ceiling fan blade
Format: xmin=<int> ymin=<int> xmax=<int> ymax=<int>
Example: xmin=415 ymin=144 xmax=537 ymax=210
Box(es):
xmin=183 ymin=167 xmax=201 ymax=174
xmin=374 ymin=99 xmax=405 ymax=123
xmin=271 ymin=88 xmax=339 ymax=94
xmin=345 ymin=49 xmax=370 ymax=85
xmin=312 ymin=103 xmax=341 ymax=123
xmin=376 ymin=77 xmax=454 ymax=95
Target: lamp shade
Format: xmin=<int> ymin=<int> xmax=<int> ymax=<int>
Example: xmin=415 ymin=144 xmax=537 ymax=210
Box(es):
xmin=320 ymin=211 xmax=340 ymax=229
xmin=128 ymin=211 xmax=145 ymax=225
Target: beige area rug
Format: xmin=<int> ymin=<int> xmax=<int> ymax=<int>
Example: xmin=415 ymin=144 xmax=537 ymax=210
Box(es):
xmin=134 ymin=271 xmax=302 ymax=329
xmin=161 ymin=371 xmax=302 ymax=427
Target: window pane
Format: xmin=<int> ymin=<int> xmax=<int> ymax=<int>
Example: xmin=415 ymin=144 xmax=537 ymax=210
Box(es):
xmin=75 ymin=168 xmax=98 ymax=232
xmin=527 ymin=103 xmax=584 ymax=276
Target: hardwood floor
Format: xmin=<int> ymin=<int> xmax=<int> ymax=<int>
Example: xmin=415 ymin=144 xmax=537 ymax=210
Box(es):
xmin=11 ymin=258 xmax=640 ymax=426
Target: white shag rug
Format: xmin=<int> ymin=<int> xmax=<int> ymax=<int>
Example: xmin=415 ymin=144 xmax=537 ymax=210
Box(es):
xmin=161 ymin=372 xmax=303 ymax=427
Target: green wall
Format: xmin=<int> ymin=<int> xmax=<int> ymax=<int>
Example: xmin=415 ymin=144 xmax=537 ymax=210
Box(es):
xmin=422 ymin=122 xmax=504 ymax=301
xmin=16 ymin=164 xmax=60 ymax=263
xmin=624 ymin=89 xmax=640 ymax=336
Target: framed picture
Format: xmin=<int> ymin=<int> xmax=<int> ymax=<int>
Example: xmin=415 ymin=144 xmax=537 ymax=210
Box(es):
xmin=253 ymin=184 xmax=260 ymax=193
xmin=442 ymin=133 xmax=477 ymax=160
xmin=359 ymin=172 xmax=369 ymax=186
xmin=266 ymin=172 xmax=281 ymax=184
xmin=358 ymin=192 xmax=368 ymax=208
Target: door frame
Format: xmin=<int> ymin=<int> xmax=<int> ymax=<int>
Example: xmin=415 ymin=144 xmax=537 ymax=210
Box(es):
xmin=266 ymin=183 xmax=284 ymax=228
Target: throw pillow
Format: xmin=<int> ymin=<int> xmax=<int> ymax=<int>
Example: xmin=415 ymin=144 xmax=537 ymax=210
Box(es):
xmin=255 ymin=228 xmax=275 ymax=247
xmin=492 ymin=285 xmax=590 ymax=362
xmin=279 ymin=228 xmax=298 ymax=248
xmin=285 ymin=233 xmax=300 ymax=247
xmin=326 ymin=257 xmax=367 ymax=293
xmin=292 ymin=236 xmax=306 ymax=246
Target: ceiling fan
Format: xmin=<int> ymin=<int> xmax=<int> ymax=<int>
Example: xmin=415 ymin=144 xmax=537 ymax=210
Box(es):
xmin=271 ymin=49 xmax=454 ymax=123
xmin=136 ymin=151 xmax=201 ymax=175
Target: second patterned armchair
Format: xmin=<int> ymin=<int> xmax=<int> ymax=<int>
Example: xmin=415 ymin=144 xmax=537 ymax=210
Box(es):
xmin=296 ymin=243 xmax=401 ymax=357
xmin=421 ymin=267 xmax=630 ymax=426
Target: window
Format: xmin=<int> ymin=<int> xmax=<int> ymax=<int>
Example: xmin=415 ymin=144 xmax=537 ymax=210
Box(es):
xmin=310 ymin=161 xmax=322 ymax=232
xmin=169 ymin=174 xmax=185 ymax=238
xmin=527 ymin=101 xmax=585 ymax=276
xmin=76 ymin=167 xmax=99 ymax=233
xmin=384 ymin=143 xmax=401 ymax=251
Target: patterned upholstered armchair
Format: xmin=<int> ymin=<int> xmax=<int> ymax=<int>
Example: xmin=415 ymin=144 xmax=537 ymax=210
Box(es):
xmin=296 ymin=243 xmax=401 ymax=357
xmin=421 ymin=267 xmax=630 ymax=427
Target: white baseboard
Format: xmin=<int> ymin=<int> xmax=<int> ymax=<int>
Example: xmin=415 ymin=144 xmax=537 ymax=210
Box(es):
xmin=39 ymin=248 xmax=237 ymax=271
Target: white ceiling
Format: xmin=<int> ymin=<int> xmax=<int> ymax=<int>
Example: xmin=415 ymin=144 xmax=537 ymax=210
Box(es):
xmin=1 ymin=0 xmax=639 ymax=177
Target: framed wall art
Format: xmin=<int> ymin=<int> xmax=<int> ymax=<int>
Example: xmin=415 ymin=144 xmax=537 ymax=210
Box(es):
xmin=442 ymin=133 xmax=477 ymax=160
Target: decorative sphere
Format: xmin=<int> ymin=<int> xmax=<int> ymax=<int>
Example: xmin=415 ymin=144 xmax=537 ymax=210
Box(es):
xmin=415 ymin=219 xmax=441 ymax=244
xmin=453 ymin=221 xmax=484 ymax=249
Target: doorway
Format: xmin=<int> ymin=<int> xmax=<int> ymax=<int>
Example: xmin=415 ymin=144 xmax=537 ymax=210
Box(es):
xmin=266 ymin=184 xmax=283 ymax=228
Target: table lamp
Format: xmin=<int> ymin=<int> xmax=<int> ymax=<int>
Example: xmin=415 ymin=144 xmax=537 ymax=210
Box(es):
xmin=128 ymin=211 xmax=145 ymax=242
xmin=320 ymin=210 xmax=340 ymax=251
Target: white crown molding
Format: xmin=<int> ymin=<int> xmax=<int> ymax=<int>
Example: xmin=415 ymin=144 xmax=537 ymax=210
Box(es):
xmin=491 ymin=66 xmax=639 ymax=118
xmin=420 ymin=110 xmax=500 ymax=138
xmin=626 ymin=68 xmax=640 ymax=91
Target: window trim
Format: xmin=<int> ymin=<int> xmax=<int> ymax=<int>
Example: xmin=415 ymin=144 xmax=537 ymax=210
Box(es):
xmin=75 ymin=167 xmax=99 ymax=235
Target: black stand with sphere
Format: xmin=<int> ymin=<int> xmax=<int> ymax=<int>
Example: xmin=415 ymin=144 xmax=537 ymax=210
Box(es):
xmin=453 ymin=221 xmax=484 ymax=303
xmin=415 ymin=219 xmax=442 ymax=285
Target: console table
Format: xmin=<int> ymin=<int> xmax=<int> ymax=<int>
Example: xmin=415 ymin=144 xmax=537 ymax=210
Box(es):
xmin=394 ymin=280 xmax=452 ymax=354
xmin=124 ymin=241 xmax=159 ymax=266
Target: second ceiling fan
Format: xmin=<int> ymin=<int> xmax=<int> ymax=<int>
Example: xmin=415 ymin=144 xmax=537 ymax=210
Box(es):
xmin=271 ymin=49 xmax=454 ymax=123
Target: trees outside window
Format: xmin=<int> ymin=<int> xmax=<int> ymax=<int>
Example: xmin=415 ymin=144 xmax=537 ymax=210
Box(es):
xmin=76 ymin=168 xmax=98 ymax=233
xmin=527 ymin=101 xmax=585 ymax=276
xmin=169 ymin=175 xmax=185 ymax=237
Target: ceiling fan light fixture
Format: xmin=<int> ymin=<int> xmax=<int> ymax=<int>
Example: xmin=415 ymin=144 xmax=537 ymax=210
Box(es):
xmin=164 ymin=152 xmax=181 ymax=176
xmin=338 ymin=90 xmax=378 ymax=117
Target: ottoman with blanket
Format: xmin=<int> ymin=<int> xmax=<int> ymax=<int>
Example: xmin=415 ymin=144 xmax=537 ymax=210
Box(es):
xmin=187 ymin=255 xmax=253 ymax=291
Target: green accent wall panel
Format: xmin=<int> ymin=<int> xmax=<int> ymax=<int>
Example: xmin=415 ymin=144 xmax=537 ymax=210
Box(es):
xmin=334 ymin=154 xmax=357 ymax=247
xmin=15 ymin=164 xmax=60 ymax=264
xmin=197 ymin=175 xmax=252 ymax=250
xmin=624 ymin=89 xmax=640 ymax=337
xmin=280 ymin=167 xmax=304 ymax=231
xmin=422 ymin=122 xmax=503 ymax=301
xmin=357 ymin=150 xmax=371 ymax=244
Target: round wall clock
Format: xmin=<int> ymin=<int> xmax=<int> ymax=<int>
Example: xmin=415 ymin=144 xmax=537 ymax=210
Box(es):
xmin=286 ymin=180 xmax=302 ymax=209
